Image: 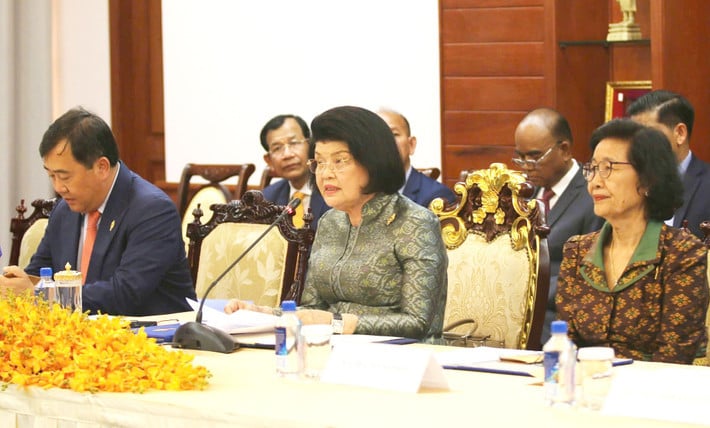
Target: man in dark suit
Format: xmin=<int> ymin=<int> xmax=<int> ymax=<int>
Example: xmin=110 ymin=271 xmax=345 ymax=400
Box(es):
xmin=627 ymin=90 xmax=710 ymax=239
xmin=514 ymin=108 xmax=603 ymax=341
xmin=377 ymin=109 xmax=455 ymax=207
xmin=260 ymin=114 xmax=329 ymax=229
xmin=0 ymin=108 xmax=195 ymax=315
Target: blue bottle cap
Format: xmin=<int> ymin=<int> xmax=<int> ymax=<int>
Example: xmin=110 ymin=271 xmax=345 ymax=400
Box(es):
xmin=39 ymin=267 xmax=53 ymax=277
xmin=281 ymin=300 xmax=296 ymax=311
xmin=551 ymin=320 xmax=568 ymax=334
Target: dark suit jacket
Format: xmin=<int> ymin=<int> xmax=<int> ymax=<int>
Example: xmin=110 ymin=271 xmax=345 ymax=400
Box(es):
xmin=26 ymin=163 xmax=195 ymax=316
xmin=402 ymin=168 xmax=456 ymax=208
xmin=674 ymin=154 xmax=710 ymax=239
xmin=262 ymin=180 xmax=329 ymax=230
xmin=543 ymin=167 xmax=603 ymax=340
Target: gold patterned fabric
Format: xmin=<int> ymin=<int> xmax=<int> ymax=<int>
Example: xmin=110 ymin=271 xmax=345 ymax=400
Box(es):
xmin=557 ymin=221 xmax=709 ymax=364
xmin=301 ymin=193 xmax=448 ymax=342
xmin=445 ymin=233 xmax=531 ymax=348
xmin=194 ymin=223 xmax=288 ymax=307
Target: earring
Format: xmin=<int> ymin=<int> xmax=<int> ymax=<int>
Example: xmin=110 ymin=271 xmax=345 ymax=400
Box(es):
xmin=644 ymin=190 xmax=649 ymax=197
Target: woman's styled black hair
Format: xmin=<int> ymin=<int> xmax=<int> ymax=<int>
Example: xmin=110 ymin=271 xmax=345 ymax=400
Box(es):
xmin=310 ymin=106 xmax=404 ymax=194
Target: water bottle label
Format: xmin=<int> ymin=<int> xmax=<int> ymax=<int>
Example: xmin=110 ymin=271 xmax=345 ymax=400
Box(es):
xmin=275 ymin=326 xmax=287 ymax=356
xmin=543 ymin=351 xmax=560 ymax=383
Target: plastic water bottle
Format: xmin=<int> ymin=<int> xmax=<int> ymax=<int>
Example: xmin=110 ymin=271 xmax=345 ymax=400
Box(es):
xmin=275 ymin=300 xmax=302 ymax=377
xmin=543 ymin=320 xmax=576 ymax=406
xmin=34 ymin=267 xmax=57 ymax=304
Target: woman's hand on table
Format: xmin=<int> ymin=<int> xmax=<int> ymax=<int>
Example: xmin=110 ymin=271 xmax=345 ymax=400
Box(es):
xmin=224 ymin=300 xmax=358 ymax=334
xmin=224 ymin=299 xmax=273 ymax=315
xmin=297 ymin=309 xmax=358 ymax=334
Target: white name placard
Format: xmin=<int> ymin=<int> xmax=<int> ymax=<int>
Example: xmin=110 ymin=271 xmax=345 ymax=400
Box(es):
xmin=320 ymin=343 xmax=449 ymax=393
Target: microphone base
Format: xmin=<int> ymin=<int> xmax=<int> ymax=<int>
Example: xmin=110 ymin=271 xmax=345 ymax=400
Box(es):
xmin=172 ymin=322 xmax=240 ymax=353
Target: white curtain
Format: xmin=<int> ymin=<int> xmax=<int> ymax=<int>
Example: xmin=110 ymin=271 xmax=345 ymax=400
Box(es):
xmin=0 ymin=0 xmax=53 ymax=264
xmin=0 ymin=0 xmax=110 ymax=265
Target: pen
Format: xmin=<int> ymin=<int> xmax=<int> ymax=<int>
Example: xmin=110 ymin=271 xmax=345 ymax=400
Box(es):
xmin=237 ymin=342 xmax=274 ymax=350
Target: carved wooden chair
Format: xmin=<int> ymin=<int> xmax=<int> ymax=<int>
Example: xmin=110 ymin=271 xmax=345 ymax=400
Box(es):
xmin=186 ymin=190 xmax=315 ymax=307
xmin=459 ymin=169 xmax=474 ymax=182
xmin=431 ymin=163 xmax=550 ymax=350
xmin=177 ymin=163 xmax=256 ymax=251
xmin=416 ymin=167 xmax=441 ymax=180
xmin=258 ymin=165 xmax=279 ymax=190
xmin=177 ymin=163 xmax=256 ymax=218
xmin=9 ymin=198 xmax=59 ymax=267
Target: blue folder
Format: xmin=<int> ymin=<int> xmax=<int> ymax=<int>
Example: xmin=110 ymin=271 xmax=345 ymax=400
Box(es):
xmin=133 ymin=323 xmax=181 ymax=343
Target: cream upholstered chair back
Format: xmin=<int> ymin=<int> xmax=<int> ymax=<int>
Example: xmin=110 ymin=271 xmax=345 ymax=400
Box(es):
xmin=431 ymin=163 xmax=550 ymax=350
xmin=18 ymin=219 xmax=49 ymax=268
xmin=10 ymin=198 xmax=58 ymax=267
xmin=186 ymin=190 xmax=315 ymax=306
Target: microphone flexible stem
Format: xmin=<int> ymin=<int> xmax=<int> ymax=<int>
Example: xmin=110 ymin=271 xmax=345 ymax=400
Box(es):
xmin=195 ymin=200 xmax=299 ymax=323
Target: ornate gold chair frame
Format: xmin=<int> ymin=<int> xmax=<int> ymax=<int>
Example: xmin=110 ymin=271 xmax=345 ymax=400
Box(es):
xmin=432 ymin=163 xmax=550 ymax=350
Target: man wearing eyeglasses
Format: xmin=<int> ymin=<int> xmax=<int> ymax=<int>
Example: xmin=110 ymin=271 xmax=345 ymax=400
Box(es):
xmin=627 ymin=90 xmax=710 ymax=239
xmin=260 ymin=114 xmax=329 ymax=230
xmin=514 ymin=108 xmax=602 ymax=341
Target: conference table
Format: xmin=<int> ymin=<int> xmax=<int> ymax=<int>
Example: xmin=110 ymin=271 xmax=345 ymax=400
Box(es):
xmin=1 ymin=313 xmax=709 ymax=427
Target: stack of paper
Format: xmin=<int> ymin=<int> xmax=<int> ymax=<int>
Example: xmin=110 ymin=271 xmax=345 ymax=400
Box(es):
xmin=186 ymin=298 xmax=277 ymax=334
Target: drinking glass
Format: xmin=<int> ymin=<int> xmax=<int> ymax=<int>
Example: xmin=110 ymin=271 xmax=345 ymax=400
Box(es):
xmin=577 ymin=346 xmax=615 ymax=410
xmin=300 ymin=324 xmax=333 ymax=379
xmin=54 ymin=266 xmax=82 ymax=312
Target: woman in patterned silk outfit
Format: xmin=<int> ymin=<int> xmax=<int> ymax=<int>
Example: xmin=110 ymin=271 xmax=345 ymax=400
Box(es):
xmin=556 ymin=119 xmax=708 ymax=364
xmin=226 ymin=106 xmax=448 ymax=342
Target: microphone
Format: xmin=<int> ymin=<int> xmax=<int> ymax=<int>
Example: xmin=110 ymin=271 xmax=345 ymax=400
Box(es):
xmin=172 ymin=197 xmax=302 ymax=353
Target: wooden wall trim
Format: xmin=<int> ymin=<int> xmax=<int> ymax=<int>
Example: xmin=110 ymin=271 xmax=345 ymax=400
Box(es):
xmin=109 ymin=0 xmax=165 ymax=184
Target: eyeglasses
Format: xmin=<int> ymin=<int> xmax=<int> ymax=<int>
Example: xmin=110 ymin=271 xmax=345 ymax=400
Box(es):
xmin=307 ymin=156 xmax=353 ymax=174
xmin=511 ymin=141 xmax=562 ymax=169
xmin=582 ymin=160 xmax=632 ymax=181
xmin=268 ymin=139 xmax=307 ymax=157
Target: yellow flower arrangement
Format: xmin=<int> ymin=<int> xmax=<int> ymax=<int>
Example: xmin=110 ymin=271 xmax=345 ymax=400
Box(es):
xmin=0 ymin=293 xmax=210 ymax=393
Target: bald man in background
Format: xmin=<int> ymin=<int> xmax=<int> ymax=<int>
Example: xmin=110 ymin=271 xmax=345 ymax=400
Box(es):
xmin=377 ymin=109 xmax=455 ymax=208
xmin=514 ymin=108 xmax=602 ymax=341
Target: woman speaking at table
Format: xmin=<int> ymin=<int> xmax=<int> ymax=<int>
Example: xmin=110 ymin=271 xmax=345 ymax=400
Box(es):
xmin=556 ymin=118 xmax=708 ymax=364
xmin=226 ymin=106 xmax=448 ymax=343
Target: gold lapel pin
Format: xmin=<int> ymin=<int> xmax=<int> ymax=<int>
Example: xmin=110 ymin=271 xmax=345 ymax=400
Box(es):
xmin=386 ymin=213 xmax=396 ymax=225
xmin=110 ymin=220 xmax=115 ymax=231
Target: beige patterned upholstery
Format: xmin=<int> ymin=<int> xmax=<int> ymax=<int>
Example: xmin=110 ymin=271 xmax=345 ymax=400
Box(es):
xmin=195 ymin=223 xmax=288 ymax=306
xmin=10 ymin=198 xmax=58 ymax=267
xmin=431 ymin=163 xmax=550 ymax=350
xmin=187 ymin=190 xmax=315 ymax=305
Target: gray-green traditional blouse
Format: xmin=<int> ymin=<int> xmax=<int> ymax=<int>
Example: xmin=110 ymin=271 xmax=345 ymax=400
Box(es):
xmin=300 ymin=192 xmax=448 ymax=342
